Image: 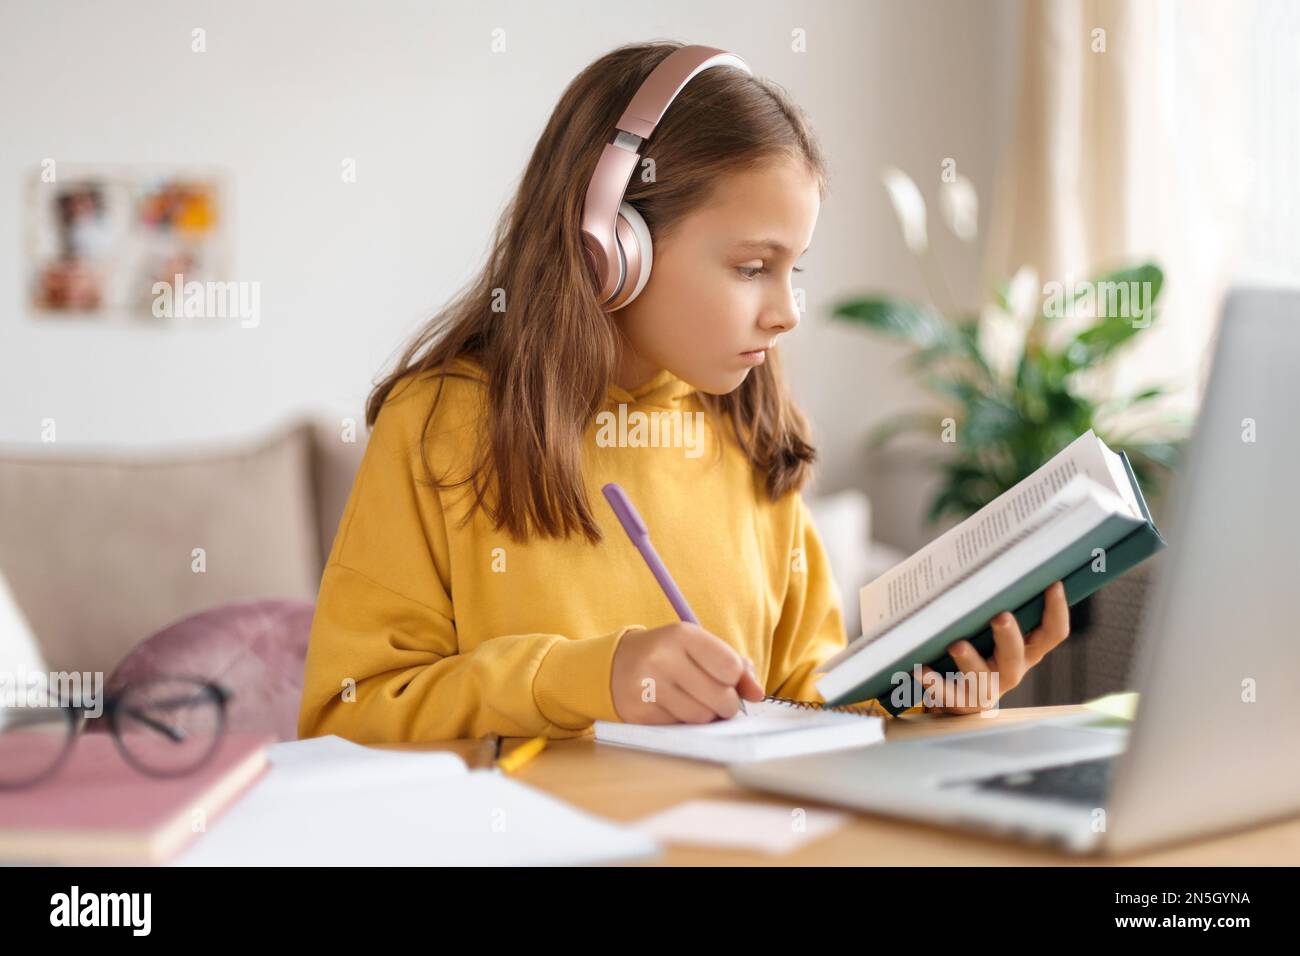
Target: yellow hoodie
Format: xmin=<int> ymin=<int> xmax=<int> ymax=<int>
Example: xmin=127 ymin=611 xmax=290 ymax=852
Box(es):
xmin=297 ymin=357 xmax=921 ymax=743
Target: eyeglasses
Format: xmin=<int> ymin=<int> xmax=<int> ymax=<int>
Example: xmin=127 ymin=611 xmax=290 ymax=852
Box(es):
xmin=0 ymin=675 xmax=232 ymax=789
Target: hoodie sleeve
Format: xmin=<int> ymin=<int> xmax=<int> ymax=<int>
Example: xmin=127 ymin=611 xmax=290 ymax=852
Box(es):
xmin=296 ymin=377 xmax=643 ymax=743
xmin=767 ymin=494 xmax=924 ymax=718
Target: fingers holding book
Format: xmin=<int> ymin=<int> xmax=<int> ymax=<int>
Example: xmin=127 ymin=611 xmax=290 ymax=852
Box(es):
xmin=919 ymin=581 xmax=1071 ymax=716
xmin=1024 ymin=580 xmax=1071 ymax=666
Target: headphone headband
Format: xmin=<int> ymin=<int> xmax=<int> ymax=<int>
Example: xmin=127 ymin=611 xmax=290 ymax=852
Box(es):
xmin=580 ymin=45 xmax=753 ymax=308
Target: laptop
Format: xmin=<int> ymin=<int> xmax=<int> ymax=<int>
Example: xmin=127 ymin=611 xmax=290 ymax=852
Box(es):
xmin=731 ymin=286 xmax=1300 ymax=856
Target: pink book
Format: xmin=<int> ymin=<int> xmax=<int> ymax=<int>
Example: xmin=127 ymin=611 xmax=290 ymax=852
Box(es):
xmin=0 ymin=732 xmax=273 ymax=865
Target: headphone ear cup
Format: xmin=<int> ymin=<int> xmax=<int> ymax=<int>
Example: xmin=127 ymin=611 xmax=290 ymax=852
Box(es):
xmin=608 ymin=201 xmax=654 ymax=311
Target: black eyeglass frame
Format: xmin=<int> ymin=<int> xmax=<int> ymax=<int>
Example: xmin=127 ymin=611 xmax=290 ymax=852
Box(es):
xmin=0 ymin=675 xmax=232 ymax=790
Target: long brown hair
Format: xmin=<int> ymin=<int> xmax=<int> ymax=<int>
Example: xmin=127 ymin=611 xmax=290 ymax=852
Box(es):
xmin=367 ymin=40 xmax=829 ymax=544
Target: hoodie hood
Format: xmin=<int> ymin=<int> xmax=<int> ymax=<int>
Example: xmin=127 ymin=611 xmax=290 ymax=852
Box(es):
xmin=605 ymin=366 xmax=698 ymax=410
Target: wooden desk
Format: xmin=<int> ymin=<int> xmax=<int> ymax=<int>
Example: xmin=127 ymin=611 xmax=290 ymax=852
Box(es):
xmin=382 ymin=704 xmax=1300 ymax=865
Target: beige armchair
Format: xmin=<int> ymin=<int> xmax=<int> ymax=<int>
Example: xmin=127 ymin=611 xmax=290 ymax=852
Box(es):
xmin=0 ymin=419 xmax=364 ymax=676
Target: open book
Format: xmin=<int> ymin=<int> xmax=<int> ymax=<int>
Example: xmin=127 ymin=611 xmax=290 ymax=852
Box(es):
xmin=816 ymin=430 xmax=1167 ymax=710
xmin=594 ymin=697 xmax=885 ymax=764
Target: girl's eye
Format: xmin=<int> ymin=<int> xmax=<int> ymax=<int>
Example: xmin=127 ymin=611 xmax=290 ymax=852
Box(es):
xmin=736 ymin=265 xmax=806 ymax=280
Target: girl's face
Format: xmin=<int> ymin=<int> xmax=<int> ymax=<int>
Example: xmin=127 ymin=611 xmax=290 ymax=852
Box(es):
xmin=613 ymin=157 xmax=821 ymax=394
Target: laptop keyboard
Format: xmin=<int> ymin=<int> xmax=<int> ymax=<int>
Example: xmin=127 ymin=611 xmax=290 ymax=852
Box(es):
xmin=966 ymin=755 xmax=1118 ymax=806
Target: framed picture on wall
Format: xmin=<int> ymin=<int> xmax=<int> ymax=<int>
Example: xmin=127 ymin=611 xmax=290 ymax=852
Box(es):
xmin=24 ymin=165 xmax=231 ymax=321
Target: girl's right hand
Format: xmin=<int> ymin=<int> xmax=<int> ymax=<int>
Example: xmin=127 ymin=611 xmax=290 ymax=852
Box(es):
xmin=609 ymin=622 xmax=766 ymax=724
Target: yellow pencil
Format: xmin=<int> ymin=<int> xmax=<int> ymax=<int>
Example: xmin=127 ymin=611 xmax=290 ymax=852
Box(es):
xmin=496 ymin=735 xmax=547 ymax=774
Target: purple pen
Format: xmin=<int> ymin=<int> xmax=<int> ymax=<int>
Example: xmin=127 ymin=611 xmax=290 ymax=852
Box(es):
xmin=601 ymin=481 xmax=749 ymax=715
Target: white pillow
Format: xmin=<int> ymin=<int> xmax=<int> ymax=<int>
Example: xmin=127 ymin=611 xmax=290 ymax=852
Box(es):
xmin=0 ymin=568 xmax=47 ymax=679
xmin=805 ymin=490 xmax=873 ymax=638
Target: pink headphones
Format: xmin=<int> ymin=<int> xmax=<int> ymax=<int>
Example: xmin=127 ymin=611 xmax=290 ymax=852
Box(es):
xmin=580 ymin=45 xmax=752 ymax=312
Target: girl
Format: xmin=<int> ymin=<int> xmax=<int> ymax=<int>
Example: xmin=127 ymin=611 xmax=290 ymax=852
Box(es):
xmin=296 ymin=41 xmax=1071 ymax=743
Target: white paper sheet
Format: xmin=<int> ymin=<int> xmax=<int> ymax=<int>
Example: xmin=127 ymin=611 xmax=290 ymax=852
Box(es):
xmin=172 ymin=735 xmax=660 ymax=866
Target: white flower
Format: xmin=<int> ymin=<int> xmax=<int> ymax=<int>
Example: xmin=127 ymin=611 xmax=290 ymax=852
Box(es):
xmin=881 ymin=166 xmax=928 ymax=255
xmin=1005 ymin=265 xmax=1039 ymax=325
xmin=978 ymin=265 xmax=1038 ymax=384
xmin=939 ymin=174 xmax=978 ymax=241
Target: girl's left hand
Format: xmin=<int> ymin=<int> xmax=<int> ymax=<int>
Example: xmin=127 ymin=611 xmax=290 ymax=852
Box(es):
xmin=919 ymin=580 xmax=1071 ymax=716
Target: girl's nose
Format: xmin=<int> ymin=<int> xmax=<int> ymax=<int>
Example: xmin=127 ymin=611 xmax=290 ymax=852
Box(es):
xmin=761 ymin=287 xmax=802 ymax=335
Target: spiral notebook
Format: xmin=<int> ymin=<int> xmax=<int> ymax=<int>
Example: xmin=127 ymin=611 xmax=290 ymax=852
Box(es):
xmin=593 ymin=696 xmax=885 ymax=764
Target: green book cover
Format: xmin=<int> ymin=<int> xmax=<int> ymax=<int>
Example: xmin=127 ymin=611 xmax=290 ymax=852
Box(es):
xmin=826 ymin=451 xmax=1167 ymax=713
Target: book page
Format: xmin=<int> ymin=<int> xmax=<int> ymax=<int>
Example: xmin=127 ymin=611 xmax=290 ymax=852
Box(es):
xmin=858 ymin=430 xmax=1129 ymax=639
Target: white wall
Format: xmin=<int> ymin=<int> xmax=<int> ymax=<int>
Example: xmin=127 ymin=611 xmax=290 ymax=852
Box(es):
xmin=0 ymin=0 xmax=1018 ymax=548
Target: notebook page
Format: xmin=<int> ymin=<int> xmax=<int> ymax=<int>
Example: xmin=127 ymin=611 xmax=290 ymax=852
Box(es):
xmin=593 ymin=699 xmax=883 ymax=763
xmin=673 ymin=700 xmax=867 ymax=736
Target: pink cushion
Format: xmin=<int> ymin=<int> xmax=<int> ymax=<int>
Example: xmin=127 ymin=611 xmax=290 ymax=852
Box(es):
xmin=105 ymin=599 xmax=315 ymax=742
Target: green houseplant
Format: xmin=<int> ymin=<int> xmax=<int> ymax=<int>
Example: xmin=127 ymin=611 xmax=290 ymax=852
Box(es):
xmin=832 ymin=166 xmax=1189 ymax=526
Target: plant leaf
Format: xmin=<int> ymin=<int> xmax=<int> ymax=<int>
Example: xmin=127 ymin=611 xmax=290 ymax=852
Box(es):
xmin=1062 ymin=262 xmax=1165 ymax=366
xmin=832 ymin=297 xmax=956 ymax=350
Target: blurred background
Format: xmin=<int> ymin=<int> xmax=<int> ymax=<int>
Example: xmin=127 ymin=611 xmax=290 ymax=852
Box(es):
xmin=1 ymin=0 xmax=1296 ymax=711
